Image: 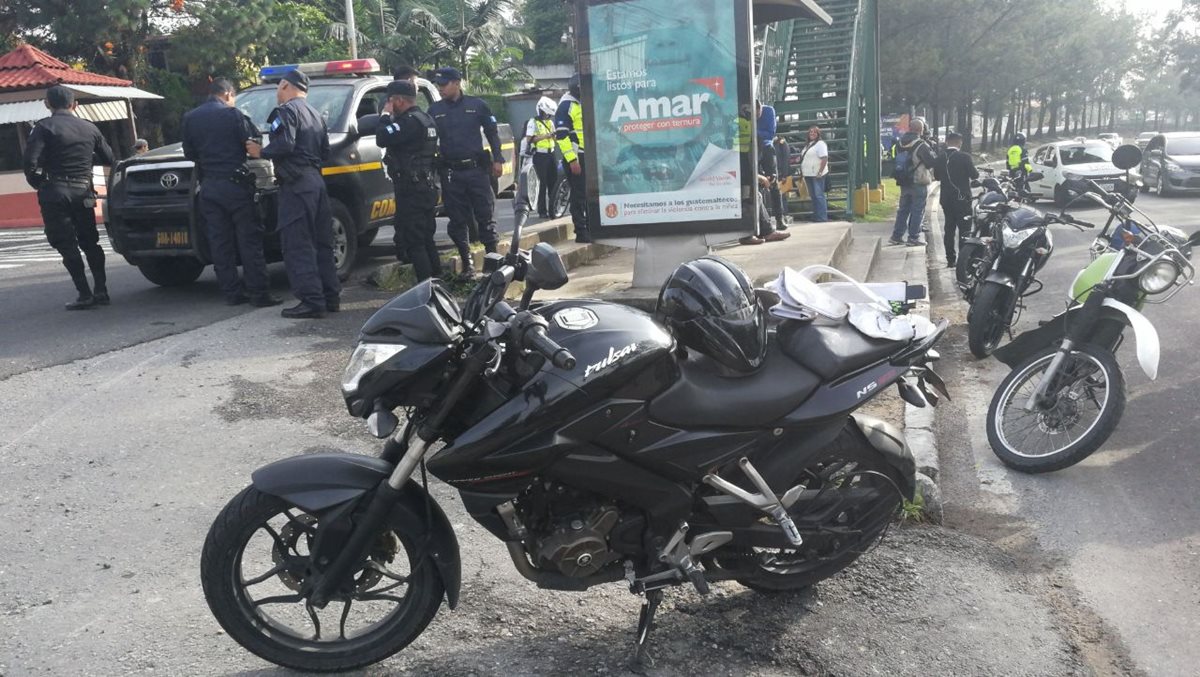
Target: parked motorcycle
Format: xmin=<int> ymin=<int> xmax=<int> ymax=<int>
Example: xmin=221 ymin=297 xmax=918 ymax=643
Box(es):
xmin=955 ymin=171 xmax=1043 ymax=301
xmin=199 ymin=217 xmax=949 ymax=672
xmin=965 ymin=181 xmax=1054 ymax=358
xmin=986 ymin=144 xmax=1200 ymax=473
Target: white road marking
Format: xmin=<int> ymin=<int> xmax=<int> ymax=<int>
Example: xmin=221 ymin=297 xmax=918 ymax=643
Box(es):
xmin=0 ymin=229 xmax=113 ymax=271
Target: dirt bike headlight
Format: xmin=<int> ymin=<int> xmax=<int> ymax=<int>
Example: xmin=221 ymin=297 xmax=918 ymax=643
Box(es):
xmin=1002 ymin=225 xmax=1037 ymax=249
xmin=1139 ymin=260 xmax=1180 ymax=294
xmin=341 ymin=342 xmax=407 ymax=395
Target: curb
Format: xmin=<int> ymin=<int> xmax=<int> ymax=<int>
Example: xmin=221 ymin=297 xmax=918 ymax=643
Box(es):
xmin=907 ymin=183 xmax=945 ymax=523
xmin=366 ymin=216 xmax=617 ymax=292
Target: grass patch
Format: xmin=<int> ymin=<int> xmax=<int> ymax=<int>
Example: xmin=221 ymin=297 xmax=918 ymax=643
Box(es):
xmin=900 ymin=490 xmax=927 ymax=524
xmin=858 ymin=178 xmax=902 ymax=223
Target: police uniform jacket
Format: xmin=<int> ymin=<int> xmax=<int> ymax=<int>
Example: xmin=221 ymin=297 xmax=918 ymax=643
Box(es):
xmin=182 ymin=98 xmax=258 ymax=181
xmin=261 ymin=98 xmax=330 ymax=183
xmin=376 ymin=106 xmax=438 ymax=185
xmin=23 ymin=111 xmax=114 ymax=190
xmin=427 ymin=95 xmax=503 ymax=164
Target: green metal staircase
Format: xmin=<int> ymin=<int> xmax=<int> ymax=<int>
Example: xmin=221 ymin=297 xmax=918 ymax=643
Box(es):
xmin=756 ymin=0 xmax=880 ymax=219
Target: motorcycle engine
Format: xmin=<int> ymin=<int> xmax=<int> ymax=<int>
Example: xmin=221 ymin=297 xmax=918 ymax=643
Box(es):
xmin=518 ymin=484 xmax=623 ymax=578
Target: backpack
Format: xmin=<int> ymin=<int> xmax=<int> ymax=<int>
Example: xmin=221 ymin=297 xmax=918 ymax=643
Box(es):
xmin=892 ymin=145 xmax=916 ymax=186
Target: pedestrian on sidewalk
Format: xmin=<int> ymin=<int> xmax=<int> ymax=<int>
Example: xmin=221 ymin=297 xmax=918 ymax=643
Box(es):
xmin=934 ymin=132 xmax=978 ymax=267
xmin=889 ymin=118 xmax=937 ymax=246
xmin=756 ymin=100 xmax=788 ymax=230
xmin=740 ymin=174 xmax=791 ymax=245
xmin=22 ymin=85 xmax=115 ymax=310
xmin=799 ymin=125 xmax=829 ymax=222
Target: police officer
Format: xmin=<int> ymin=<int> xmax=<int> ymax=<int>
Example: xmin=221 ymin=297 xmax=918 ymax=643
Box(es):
xmin=529 ymin=96 xmax=558 ymax=218
xmin=246 ymin=69 xmax=340 ymax=319
xmin=1007 ymin=132 xmax=1033 ymax=195
xmin=427 ymin=67 xmax=505 ymax=276
xmin=555 ymin=74 xmax=590 ymax=243
xmin=23 ymin=85 xmax=114 ymax=310
xmin=376 ymin=79 xmax=442 ymax=282
xmin=182 ymin=78 xmax=281 ymax=307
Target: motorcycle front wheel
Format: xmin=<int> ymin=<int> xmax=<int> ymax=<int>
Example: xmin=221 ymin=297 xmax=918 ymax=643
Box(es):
xmin=201 ymin=486 xmax=444 ymax=672
xmin=724 ymin=429 xmax=905 ymax=593
xmin=955 ymin=242 xmax=989 ymax=300
xmin=986 ymin=343 xmax=1126 ymax=474
xmin=967 ymin=281 xmax=1013 ymax=358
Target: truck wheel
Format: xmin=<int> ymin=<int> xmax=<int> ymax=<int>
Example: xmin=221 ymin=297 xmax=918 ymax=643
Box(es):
xmin=137 ymin=258 xmax=205 ymax=287
xmin=330 ymin=200 xmax=358 ymax=282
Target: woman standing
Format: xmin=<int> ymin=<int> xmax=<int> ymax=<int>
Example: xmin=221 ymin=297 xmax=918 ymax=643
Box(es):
xmin=800 ymin=126 xmax=829 ymax=222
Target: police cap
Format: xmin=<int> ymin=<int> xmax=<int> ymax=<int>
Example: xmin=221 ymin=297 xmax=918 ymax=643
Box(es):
xmin=282 ymin=69 xmax=309 ymax=92
xmin=431 ymin=67 xmax=462 ymax=85
xmin=386 ymin=79 xmax=416 ymax=97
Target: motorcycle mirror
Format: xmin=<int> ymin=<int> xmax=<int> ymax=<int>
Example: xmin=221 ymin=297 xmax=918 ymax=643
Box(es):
xmin=527 ymin=242 xmax=569 ymax=291
xmin=1111 ymin=144 xmax=1142 ymax=170
xmin=1028 ymin=172 xmax=1045 ymax=182
xmin=1189 ymin=231 xmax=1200 ymax=247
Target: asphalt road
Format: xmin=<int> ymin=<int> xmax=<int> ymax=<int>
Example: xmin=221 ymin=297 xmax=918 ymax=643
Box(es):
xmin=0 ymin=200 xmax=535 ymax=381
xmin=931 ymin=190 xmax=1200 ymax=675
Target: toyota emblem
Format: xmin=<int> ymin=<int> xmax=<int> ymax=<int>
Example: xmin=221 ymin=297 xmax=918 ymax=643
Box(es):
xmin=160 ymin=172 xmax=180 ymax=189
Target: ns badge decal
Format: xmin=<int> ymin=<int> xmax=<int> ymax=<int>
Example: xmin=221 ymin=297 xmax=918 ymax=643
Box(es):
xmin=553 ymin=307 xmax=599 ymax=331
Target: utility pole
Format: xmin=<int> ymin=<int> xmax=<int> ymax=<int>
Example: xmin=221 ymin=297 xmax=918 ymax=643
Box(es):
xmin=346 ymin=0 xmax=358 ymax=59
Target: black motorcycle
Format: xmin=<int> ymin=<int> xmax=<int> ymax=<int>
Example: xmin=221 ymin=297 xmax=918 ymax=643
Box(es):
xmin=200 ymin=222 xmax=948 ymax=672
xmin=956 ymin=171 xmax=1045 ymax=302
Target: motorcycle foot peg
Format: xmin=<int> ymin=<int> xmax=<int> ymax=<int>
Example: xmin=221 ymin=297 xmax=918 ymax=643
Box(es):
xmin=769 ymin=506 xmax=804 ymax=547
xmin=687 ymin=566 xmax=711 ymax=595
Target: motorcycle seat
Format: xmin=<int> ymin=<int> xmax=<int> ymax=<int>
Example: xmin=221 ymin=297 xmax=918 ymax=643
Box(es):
xmin=647 ymin=343 xmax=821 ymax=428
xmin=778 ymin=317 xmax=905 ymax=381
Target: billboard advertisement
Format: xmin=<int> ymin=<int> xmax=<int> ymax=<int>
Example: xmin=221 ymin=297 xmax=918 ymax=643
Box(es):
xmin=577 ymin=0 xmax=755 ymax=237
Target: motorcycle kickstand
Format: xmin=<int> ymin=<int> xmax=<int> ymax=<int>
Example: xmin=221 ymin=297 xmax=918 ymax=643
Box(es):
xmin=628 ymin=589 xmax=664 ymax=675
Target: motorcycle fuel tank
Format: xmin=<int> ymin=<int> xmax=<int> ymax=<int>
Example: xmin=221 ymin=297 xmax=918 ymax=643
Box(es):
xmin=427 ymin=301 xmax=676 ymax=484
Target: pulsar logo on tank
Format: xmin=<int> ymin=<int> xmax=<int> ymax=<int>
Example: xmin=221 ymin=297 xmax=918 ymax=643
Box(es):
xmin=584 ymin=342 xmax=639 ymax=378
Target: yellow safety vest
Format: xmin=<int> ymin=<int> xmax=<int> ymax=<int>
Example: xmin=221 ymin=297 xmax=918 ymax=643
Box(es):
xmin=557 ymin=98 xmax=585 ymax=163
xmin=534 ymin=118 xmax=554 ymax=152
xmin=1007 ymin=145 xmax=1030 ymax=172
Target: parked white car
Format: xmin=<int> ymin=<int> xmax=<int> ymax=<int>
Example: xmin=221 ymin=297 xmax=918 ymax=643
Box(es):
xmin=1028 ymin=139 xmax=1128 ymax=207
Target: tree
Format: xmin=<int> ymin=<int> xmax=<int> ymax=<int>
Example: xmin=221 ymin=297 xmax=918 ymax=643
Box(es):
xmin=519 ymin=0 xmax=572 ymax=66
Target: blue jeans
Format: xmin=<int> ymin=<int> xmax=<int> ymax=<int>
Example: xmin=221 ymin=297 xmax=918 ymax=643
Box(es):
xmin=892 ymin=183 xmax=928 ymax=242
xmin=805 ymin=176 xmax=828 ymax=222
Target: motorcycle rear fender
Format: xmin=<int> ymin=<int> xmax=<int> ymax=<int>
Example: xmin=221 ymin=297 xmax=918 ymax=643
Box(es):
xmin=1101 ymin=298 xmax=1159 ymax=379
xmin=983 ymin=270 xmax=1016 ymax=288
xmin=848 ymin=414 xmax=916 ymax=500
xmin=252 ymin=452 xmax=462 ymax=609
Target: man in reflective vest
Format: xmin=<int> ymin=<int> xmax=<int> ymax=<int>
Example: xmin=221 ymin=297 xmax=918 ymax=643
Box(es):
xmin=1007 ymin=132 xmax=1032 ymax=195
xmin=556 ymin=74 xmax=590 ymax=243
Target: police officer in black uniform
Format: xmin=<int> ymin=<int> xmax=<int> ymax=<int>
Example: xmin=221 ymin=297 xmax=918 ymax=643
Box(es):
xmin=23 ymin=85 xmax=115 ymax=310
xmin=247 ymin=69 xmax=340 ymax=319
xmin=427 ymin=67 xmax=505 ymax=276
xmin=182 ymin=78 xmax=281 ymax=307
xmin=376 ymin=79 xmax=442 ymax=282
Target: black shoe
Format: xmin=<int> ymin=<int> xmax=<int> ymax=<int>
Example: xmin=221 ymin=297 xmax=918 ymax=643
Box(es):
xmin=459 ymin=267 xmax=477 ymax=281
xmin=93 ymin=291 xmax=110 ymax=306
xmin=906 ymin=240 xmax=924 ymax=247
xmin=575 ymin=233 xmax=593 ymax=244
xmin=538 ymin=212 xmax=550 ymax=219
xmin=281 ymin=303 xmax=324 ymax=319
xmin=326 ymin=298 xmax=341 ymax=313
xmin=250 ymin=293 xmax=283 ymax=308
xmin=65 ymin=294 xmax=96 ymax=311
xmin=946 ymin=259 xmax=957 ymax=268
xmin=226 ymin=293 xmax=250 ymax=306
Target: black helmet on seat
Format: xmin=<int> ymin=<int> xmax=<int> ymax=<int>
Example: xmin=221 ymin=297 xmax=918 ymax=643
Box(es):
xmin=655 ymin=256 xmax=766 ymax=372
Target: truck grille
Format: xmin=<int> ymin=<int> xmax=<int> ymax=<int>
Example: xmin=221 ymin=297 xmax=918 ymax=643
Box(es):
xmin=124 ymin=165 xmax=194 ymax=197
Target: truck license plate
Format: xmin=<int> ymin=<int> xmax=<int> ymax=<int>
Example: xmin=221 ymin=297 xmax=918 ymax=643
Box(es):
xmin=155 ymin=230 xmax=189 ymax=247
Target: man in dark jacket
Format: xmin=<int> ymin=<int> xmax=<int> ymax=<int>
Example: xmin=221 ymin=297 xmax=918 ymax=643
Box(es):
xmin=23 ymin=85 xmax=114 ymax=309
xmin=889 ymin=118 xmax=938 ymax=246
xmin=934 ymin=132 xmax=979 ymax=267
xmin=182 ymin=78 xmax=281 ymax=307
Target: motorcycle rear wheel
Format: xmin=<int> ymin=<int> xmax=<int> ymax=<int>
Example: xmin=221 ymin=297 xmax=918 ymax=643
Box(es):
xmin=729 ymin=430 xmax=906 ymax=593
xmin=986 ymin=343 xmax=1125 ymax=473
xmin=967 ymin=281 xmax=1012 ymax=358
xmin=201 ymin=486 xmax=444 ymax=672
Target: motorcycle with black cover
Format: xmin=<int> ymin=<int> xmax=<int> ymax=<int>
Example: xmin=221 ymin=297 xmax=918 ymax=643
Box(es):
xmin=200 ymin=216 xmax=949 ymax=672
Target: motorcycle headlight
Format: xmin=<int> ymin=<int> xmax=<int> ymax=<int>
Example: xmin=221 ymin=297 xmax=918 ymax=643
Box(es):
xmin=1139 ymin=260 xmax=1180 ymax=294
xmin=341 ymin=342 xmax=407 ymax=395
xmin=1002 ymin=225 xmax=1037 ymax=249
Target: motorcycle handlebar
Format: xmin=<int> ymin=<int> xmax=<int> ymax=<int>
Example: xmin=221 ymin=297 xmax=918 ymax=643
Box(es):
xmin=524 ymin=325 xmax=576 ymax=370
